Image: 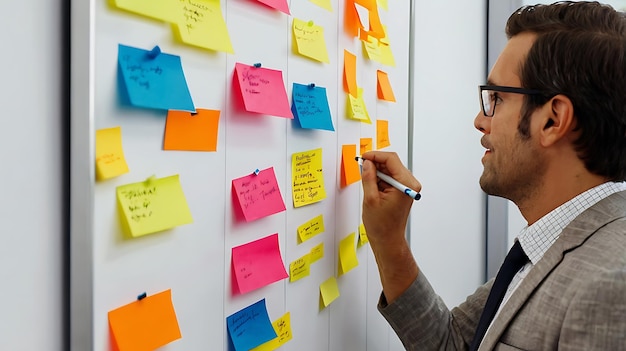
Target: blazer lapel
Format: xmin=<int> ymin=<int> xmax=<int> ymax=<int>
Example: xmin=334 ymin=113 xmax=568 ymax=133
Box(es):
xmin=478 ymin=191 xmax=626 ymax=350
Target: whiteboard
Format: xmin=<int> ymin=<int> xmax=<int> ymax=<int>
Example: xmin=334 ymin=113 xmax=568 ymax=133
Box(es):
xmin=71 ymin=0 xmax=411 ymax=350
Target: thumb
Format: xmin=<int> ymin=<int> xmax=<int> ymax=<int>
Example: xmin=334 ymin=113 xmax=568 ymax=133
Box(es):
xmin=361 ymin=159 xmax=379 ymax=202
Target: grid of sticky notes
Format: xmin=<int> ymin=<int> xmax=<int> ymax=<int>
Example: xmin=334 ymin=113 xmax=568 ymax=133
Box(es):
xmin=101 ymin=0 xmax=404 ymax=349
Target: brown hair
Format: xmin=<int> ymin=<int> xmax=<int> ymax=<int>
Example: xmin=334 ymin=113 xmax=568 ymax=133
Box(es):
xmin=506 ymin=1 xmax=626 ymax=180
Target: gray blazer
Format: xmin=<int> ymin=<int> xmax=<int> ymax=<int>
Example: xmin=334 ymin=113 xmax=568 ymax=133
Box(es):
xmin=379 ymin=191 xmax=626 ymax=350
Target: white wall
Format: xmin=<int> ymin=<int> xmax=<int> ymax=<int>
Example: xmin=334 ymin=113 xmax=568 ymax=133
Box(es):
xmin=0 ymin=1 xmax=65 ymax=351
xmin=410 ymin=0 xmax=487 ymax=307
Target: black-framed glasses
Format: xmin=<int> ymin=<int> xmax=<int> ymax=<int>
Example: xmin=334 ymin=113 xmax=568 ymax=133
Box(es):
xmin=479 ymin=85 xmax=544 ymax=117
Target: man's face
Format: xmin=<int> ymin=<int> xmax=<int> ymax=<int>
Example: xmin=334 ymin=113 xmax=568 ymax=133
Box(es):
xmin=474 ymin=33 xmax=547 ymax=203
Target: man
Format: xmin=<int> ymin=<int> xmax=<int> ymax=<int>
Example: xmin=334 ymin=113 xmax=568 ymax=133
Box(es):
xmin=360 ymin=2 xmax=626 ymax=350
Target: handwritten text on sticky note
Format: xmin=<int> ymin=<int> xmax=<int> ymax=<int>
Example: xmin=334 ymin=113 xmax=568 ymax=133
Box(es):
xmin=292 ymin=148 xmax=326 ymax=207
xmin=291 ymin=83 xmax=334 ymax=131
xmin=292 ymin=18 xmax=329 ymax=63
xmin=117 ymin=175 xmax=193 ymax=237
xmin=118 ymin=44 xmax=195 ymax=112
xmin=231 ymin=233 xmax=289 ymax=294
xmin=297 ymin=215 xmax=325 ymax=243
xmin=96 ymin=126 xmax=129 ymax=181
xmin=234 ymin=63 xmax=292 ymax=119
xmin=172 ymin=0 xmax=234 ymax=53
xmin=232 ymin=167 xmax=286 ymax=222
xmin=227 ymin=299 xmax=277 ymax=351
xmin=250 ymin=312 xmax=293 ymax=351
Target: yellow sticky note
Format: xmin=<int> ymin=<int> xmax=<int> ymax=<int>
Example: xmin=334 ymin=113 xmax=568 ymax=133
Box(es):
xmin=338 ymin=232 xmax=359 ymax=275
xmin=172 ymin=0 xmax=234 ymax=53
xmin=111 ymin=0 xmax=180 ymax=23
xmin=108 ymin=289 xmax=182 ymax=351
xmin=320 ymin=276 xmax=340 ymax=308
xmin=358 ymin=223 xmax=369 ymax=246
xmin=309 ymin=0 xmax=332 ymax=11
xmin=378 ymin=26 xmax=396 ymax=66
xmin=117 ymin=175 xmax=193 ymax=237
xmin=289 ymin=253 xmax=311 ymax=282
xmin=310 ymin=242 xmax=324 ymax=263
xmin=376 ymin=70 xmax=396 ymax=102
xmin=292 ymin=148 xmax=327 ymax=207
xmin=292 ymin=18 xmax=330 ymax=63
xmin=297 ymin=215 xmax=325 ymax=243
xmin=347 ymin=88 xmax=372 ymax=124
xmin=360 ymin=137 xmax=373 ymax=155
xmin=250 ymin=312 xmax=293 ymax=351
xmin=340 ymin=144 xmax=361 ymax=188
xmin=96 ymin=126 xmax=129 ymax=181
xmin=377 ymin=0 xmax=388 ymax=11
xmin=376 ymin=119 xmax=390 ymax=149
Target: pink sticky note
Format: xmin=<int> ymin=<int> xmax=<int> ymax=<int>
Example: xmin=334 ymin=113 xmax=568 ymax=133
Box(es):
xmin=234 ymin=63 xmax=293 ymax=119
xmin=231 ymin=233 xmax=289 ymax=294
xmin=255 ymin=0 xmax=290 ymax=14
xmin=232 ymin=167 xmax=287 ymax=222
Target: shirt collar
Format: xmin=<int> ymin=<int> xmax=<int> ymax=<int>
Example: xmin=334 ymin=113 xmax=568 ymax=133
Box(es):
xmin=517 ymin=182 xmax=626 ymax=265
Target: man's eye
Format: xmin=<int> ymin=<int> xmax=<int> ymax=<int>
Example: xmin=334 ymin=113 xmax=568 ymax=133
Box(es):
xmin=492 ymin=93 xmax=503 ymax=105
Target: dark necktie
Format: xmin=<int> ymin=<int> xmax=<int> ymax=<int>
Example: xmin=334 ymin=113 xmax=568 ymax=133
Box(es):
xmin=469 ymin=241 xmax=528 ymax=351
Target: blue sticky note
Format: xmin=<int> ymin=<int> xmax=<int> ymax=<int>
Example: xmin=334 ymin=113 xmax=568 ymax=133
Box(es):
xmin=118 ymin=44 xmax=195 ymax=112
xmin=291 ymin=83 xmax=335 ymax=131
xmin=226 ymin=299 xmax=277 ymax=351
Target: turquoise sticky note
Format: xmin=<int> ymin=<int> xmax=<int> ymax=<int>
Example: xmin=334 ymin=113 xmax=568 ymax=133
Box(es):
xmin=118 ymin=44 xmax=195 ymax=112
xmin=226 ymin=299 xmax=277 ymax=351
xmin=291 ymin=83 xmax=335 ymax=131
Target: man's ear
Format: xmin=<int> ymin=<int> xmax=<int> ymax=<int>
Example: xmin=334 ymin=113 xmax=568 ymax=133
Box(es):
xmin=538 ymin=94 xmax=575 ymax=147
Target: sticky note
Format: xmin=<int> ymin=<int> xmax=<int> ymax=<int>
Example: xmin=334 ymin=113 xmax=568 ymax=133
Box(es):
xmin=309 ymin=0 xmax=332 ymax=11
xmin=343 ymin=50 xmax=357 ymax=97
xmin=344 ymin=0 xmax=361 ymax=37
xmin=310 ymin=242 xmax=324 ymax=263
xmin=108 ymin=289 xmax=181 ymax=351
xmin=163 ymin=109 xmax=220 ymax=151
xmin=234 ymin=63 xmax=293 ymax=119
xmin=111 ymin=0 xmax=180 ymax=23
xmin=118 ymin=44 xmax=195 ymax=112
xmin=360 ymin=137 xmax=373 ymax=155
xmin=289 ymin=253 xmax=311 ymax=282
xmin=338 ymin=232 xmax=359 ymax=275
xmin=292 ymin=18 xmax=330 ymax=63
xmin=232 ymin=167 xmax=286 ymax=222
xmin=297 ymin=214 xmax=325 ymax=243
xmin=376 ymin=70 xmax=396 ymax=102
xmin=378 ymin=0 xmax=389 ymax=11
xmin=117 ymin=175 xmax=193 ymax=237
xmin=376 ymin=119 xmax=390 ymax=149
xmin=250 ymin=312 xmax=293 ymax=351
xmin=231 ymin=233 xmax=289 ymax=294
xmin=255 ymin=0 xmax=290 ymax=14
xmin=358 ymin=223 xmax=369 ymax=246
xmin=172 ymin=0 xmax=234 ymax=53
xmin=291 ymin=83 xmax=334 ymax=131
xmin=292 ymin=148 xmax=326 ymax=207
xmin=347 ymin=88 xmax=372 ymax=124
xmin=96 ymin=126 xmax=129 ymax=181
xmin=340 ymin=144 xmax=361 ymax=188
xmin=227 ymin=299 xmax=277 ymax=351
xmin=319 ymin=276 xmax=340 ymax=308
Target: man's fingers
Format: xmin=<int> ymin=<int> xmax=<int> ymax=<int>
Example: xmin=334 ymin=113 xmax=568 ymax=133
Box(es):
xmin=361 ymin=159 xmax=380 ymax=204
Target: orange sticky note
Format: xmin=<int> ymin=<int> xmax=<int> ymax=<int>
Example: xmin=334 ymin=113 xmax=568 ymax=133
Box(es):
xmin=343 ymin=50 xmax=357 ymax=97
xmin=344 ymin=0 xmax=360 ymax=37
xmin=376 ymin=70 xmax=396 ymax=102
xmin=108 ymin=290 xmax=181 ymax=351
xmin=340 ymin=144 xmax=361 ymax=188
xmin=163 ymin=109 xmax=220 ymax=151
xmin=377 ymin=119 xmax=390 ymax=149
xmin=360 ymin=137 xmax=373 ymax=155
